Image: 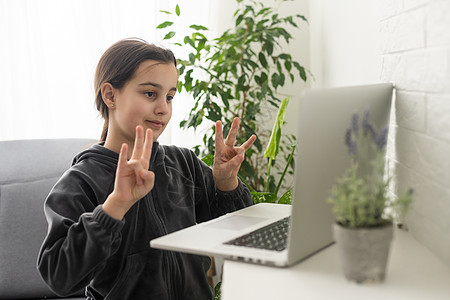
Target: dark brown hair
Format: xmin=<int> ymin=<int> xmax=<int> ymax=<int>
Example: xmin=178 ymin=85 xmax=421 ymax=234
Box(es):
xmin=94 ymin=38 xmax=177 ymax=142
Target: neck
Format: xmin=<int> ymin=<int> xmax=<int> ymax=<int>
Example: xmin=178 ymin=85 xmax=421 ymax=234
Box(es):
xmin=104 ymin=134 xmax=135 ymax=159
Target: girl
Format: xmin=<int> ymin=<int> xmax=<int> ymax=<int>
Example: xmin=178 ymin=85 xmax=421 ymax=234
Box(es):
xmin=37 ymin=38 xmax=256 ymax=300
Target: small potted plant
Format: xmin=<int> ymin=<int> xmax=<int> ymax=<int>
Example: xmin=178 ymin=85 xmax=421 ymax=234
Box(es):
xmin=328 ymin=110 xmax=414 ymax=284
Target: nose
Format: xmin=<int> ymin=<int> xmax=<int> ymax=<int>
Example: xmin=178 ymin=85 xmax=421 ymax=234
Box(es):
xmin=154 ymin=97 xmax=169 ymax=115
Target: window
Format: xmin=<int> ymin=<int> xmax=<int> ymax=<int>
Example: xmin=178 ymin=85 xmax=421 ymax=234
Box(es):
xmin=0 ymin=0 xmax=221 ymax=148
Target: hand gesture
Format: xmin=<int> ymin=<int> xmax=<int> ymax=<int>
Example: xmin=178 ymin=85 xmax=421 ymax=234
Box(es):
xmin=213 ymin=117 xmax=256 ymax=191
xmin=103 ymin=126 xmax=155 ymax=220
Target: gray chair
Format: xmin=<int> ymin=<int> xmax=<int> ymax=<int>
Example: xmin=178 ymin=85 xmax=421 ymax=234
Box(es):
xmin=0 ymin=139 xmax=96 ymax=299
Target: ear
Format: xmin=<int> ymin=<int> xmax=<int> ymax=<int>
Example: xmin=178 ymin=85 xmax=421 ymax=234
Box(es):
xmin=101 ymin=83 xmax=116 ymax=109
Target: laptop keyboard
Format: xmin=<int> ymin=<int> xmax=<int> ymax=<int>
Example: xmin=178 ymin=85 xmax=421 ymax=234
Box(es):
xmin=224 ymin=217 xmax=290 ymax=251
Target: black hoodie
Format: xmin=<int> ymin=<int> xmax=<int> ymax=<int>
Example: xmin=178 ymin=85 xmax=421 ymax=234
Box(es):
xmin=37 ymin=142 xmax=253 ymax=300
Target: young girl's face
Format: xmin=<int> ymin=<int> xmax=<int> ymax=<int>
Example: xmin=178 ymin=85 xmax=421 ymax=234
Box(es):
xmin=110 ymin=60 xmax=178 ymax=145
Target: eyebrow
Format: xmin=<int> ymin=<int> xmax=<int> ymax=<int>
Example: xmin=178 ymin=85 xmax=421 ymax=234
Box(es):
xmin=138 ymin=82 xmax=177 ymax=92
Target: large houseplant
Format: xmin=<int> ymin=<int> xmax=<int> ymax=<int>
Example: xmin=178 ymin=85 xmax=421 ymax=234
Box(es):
xmin=157 ymin=0 xmax=308 ymax=198
xmin=328 ymin=111 xmax=414 ymax=284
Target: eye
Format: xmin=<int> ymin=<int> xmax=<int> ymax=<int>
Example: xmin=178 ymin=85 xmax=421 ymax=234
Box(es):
xmin=144 ymin=91 xmax=155 ymax=98
xmin=166 ymin=95 xmax=175 ymax=102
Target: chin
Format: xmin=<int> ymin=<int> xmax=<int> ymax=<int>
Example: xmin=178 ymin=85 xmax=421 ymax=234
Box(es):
xmin=152 ymin=131 xmax=163 ymax=142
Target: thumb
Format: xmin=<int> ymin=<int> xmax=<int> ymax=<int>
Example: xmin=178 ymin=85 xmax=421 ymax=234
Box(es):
xmin=140 ymin=169 xmax=155 ymax=190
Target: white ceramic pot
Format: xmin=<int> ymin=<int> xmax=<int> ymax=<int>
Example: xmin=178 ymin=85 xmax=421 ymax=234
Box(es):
xmin=333 ymin=223 xmax=394 ymax=284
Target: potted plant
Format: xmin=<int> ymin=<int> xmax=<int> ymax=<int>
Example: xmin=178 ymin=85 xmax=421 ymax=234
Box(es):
xmin=157 ymin=3 xmax=308 ymax=296
xmin=156 ymin=0 xmax=309 ymax=198
xmin=328 ymin=110 xmax=414 ymax=284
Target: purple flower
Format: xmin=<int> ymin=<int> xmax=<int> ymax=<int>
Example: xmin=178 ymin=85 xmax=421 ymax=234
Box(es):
xmin=345 ymin=110 xmax=389 ymax=156
xmin=362 ymin=110 xmax=376 ymax=138
xmin=375 ymin=127 xmax=389 ymax=150
xmin=345 ymin=128 xmax=356 ymax=155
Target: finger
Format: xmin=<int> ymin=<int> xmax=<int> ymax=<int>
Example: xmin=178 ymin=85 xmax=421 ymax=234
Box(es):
xmin=117 ymin=143 xmax=129 ymax=175
xmin=140 ymin=169 xmax=155 ymax=191
xmin=225 ymin=117 xmax=240 ymax=147
xmin=129 ymin=160 xmax=144 ymax=186
xmin=131 ymin=125 xmax=144 ymax=160
xmin=215 ymin=120 xmax=224 ymax=151
xmin=141 ymin=129 xmax=153 ymax=169
xmin=240 ymin=134 xmax=257 ymax=151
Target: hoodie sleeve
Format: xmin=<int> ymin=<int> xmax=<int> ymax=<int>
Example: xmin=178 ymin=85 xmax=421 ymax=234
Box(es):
xmin=214 ymin=179 xmax=253 ymax=213
xmin=37 ymin=167 xmax=124 ymax=297
xmin=187 ymin=149 xmax=254 ymax=223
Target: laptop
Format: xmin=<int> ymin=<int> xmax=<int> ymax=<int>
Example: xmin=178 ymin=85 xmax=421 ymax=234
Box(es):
xmin=151 ymin=83 xmax=394 ymax=267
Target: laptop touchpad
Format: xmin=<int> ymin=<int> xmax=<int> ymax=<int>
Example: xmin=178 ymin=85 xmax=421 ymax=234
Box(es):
xmin=208 ymin=215 xmax=268 ymax=231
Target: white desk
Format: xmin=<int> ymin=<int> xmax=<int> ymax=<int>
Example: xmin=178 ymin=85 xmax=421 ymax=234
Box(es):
xmin=221 ymin=229 xmax=450 ymax=300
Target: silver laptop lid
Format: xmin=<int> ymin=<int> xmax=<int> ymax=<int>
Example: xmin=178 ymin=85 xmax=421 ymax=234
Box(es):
xmin=286 ymin=83 xmax=393 ymax=265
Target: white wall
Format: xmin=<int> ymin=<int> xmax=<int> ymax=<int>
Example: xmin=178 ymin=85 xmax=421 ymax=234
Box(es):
xmin=309 ymin=0 xmax=383 ymax=88
xmin=308 ymin=0 xmax=450 ymax=266
xmin=380 ymin=0 xmax=450 ymax=266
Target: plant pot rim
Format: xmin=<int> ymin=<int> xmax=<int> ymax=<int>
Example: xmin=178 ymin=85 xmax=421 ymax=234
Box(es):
xmin=334 ymin=222 xmax=393 ymax=231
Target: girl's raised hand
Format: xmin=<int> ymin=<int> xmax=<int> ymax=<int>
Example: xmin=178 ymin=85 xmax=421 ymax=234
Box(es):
xmin=103 ymin=126 xmax=155 ymax=220
xmin=213 ymin=117 xmax=256 ymax=191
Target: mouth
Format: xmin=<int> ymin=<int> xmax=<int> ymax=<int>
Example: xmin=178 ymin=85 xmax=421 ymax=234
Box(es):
xmin=145 ymin=120 xmax=164 ymax=129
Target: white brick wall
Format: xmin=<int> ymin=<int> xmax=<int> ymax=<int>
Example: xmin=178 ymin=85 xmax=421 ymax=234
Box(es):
xmin=381 ymin=0 xmax=450 ymax=265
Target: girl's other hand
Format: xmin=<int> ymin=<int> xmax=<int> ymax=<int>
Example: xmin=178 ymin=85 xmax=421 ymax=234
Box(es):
xmin=213 ymin=117 xmax=256 ymax=191
xmin=103 ymin=126 xmax=155 ymax=220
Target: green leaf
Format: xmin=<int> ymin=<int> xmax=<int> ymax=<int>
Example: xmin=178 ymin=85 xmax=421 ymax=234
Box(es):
xmin=175 ymin=4 xmax=180 ymax=16
xmin=163 ymin=31 xmax=176 ymax=40
xmin=184 ymin=36 xmax=195 ymax=48
xmin=220 ymin=91 xmax=230 ymax=108
xmin=265 ymin=41 xmax=274 ymax=55
xmin=293 ymin=62 xmax=307 ymax=81
xmin=260 ymin=72 xmax=268 ymax=83
xmin=236 ymin=14 xmax=244 ymax=26
xmin=264 ymin=97 xmax=290 ymax=160
xmin=279 ymin=73 xmax=285 ymax=86
xmin=256 ymin=7 xmax=272 ymax=17
xmin=278 ymin=188 xmax=293 ymax=204
xmin=188 ymin=53 xmax=195 ymax=64
xmin=255 ymin=75 xmax=262 ymax=85
xmin=258 ymin=52 xmax=268 ymax=68
xmin=276 ymin=61 xmax=282 ymax=73
xmin=213 ymin=281 xmax=222 ymax=300
xmin=296 ymin=14 xmax=308 ymax=23
xmin=206 ymin=101 xmax=222 ymax=122
xmin=159 ymin=10 xmax=172 ymax=15
xmin=237 ymin=74 xmax=246 ymax=90
xmin=284 ymin=60 xmax=292 ymax=72
xmin=251 ymin=192 xmax=277 ymax=204
xmin=156 ymin=21 xmax=174 ymax=29
xmin=271 ymin=73 xmax=280 ymax=89
xmin=242 ymin=58 xmax=259 ymax=70
xmin=201 ymin=154 xmax=214 ymax=166
xmin=190 ymin=24 xmax=208 ymax=31
xmin=197 ymin=39 xmax=206 ymax=51
xmin=279 ymin=53 xmax=291 ymax=60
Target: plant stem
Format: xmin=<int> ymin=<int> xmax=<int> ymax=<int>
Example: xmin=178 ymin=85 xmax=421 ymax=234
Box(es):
xmin=238 ymin=174 xmax=256 ymax=193
xmin=239 ymin=25 xmax=250 ymax=123
xmin=274 ymin=144 xmax=296 ymax=196
xmin=265 ymin=157 xmax=273 ymax=192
